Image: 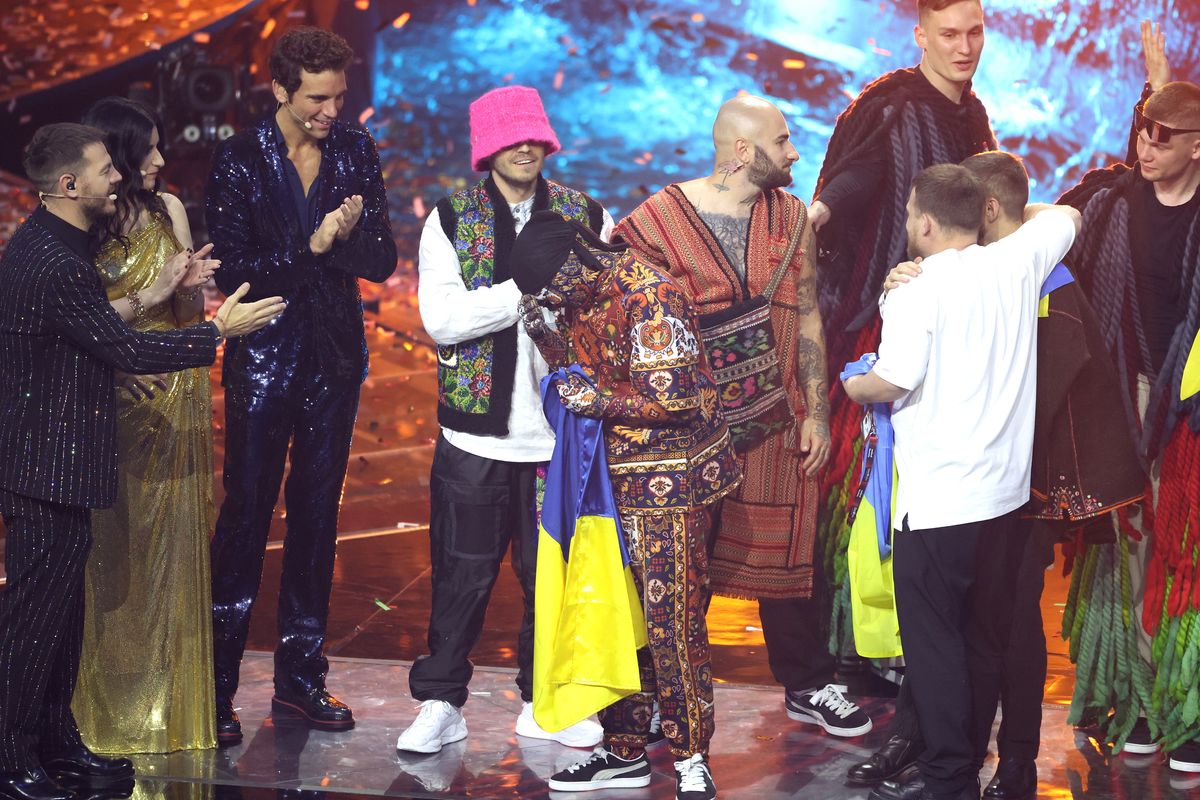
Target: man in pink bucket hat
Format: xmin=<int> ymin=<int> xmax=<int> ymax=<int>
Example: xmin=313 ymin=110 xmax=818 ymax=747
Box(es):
xmin=398 ymin=85 xmax=613 ymax=754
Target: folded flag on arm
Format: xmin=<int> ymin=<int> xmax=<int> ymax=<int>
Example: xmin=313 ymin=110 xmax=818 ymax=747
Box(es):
xmin=533 ymin=365 xmax=647 ymax=733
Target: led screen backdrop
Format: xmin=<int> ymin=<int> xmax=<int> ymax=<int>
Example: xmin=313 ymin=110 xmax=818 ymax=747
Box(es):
xmin=372 ymin=0 xmax=1198 ymax=240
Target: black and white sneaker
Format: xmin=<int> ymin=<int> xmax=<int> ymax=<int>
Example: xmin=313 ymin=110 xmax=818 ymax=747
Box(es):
xmin=785 ymin=683 xmax=873 ymax=737
xmin=1169 ymin=739 xmax=1200 ymax=773
xmin=547 ymin=747 xmax=652 ymax=791
xmin=674 ymin=753 xmax=716 ymax=800
xmin=1122 ymin=717 xmax=1161 ymax=755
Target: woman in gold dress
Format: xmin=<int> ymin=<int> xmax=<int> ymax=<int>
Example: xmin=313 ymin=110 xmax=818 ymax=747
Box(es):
xmin=72 ymin=97 xmax=220 ymax=753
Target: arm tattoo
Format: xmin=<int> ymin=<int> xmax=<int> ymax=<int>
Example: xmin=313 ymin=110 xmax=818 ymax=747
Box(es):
xmin=795 ymin=225 xmax=819 ymax=315
xmin=697 ymin=211 xmax=749 ymax=280
xmin=795 ymin=334 xmax=830 ymax=427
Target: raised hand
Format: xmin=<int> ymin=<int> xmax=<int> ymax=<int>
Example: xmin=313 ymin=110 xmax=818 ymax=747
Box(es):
xmin=147 ymin=250 xmax=190 ymax=305
xmin=213 ymin=282 xmax=287 ymax=338
xmin=181 ymin=242 xmax=220 ymax=290
xmin=1141 ymin=20 xmax=1170 ymax=90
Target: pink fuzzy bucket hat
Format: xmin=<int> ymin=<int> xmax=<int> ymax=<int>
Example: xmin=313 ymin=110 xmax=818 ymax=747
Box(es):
xmin=469 ymin=85 xmax=561 ymax=172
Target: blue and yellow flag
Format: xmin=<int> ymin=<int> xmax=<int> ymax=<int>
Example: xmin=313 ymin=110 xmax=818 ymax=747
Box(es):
xmin=533 ymin=366 xmax=646 ymax=733
xmin=1182 ymin=328 xmax=1200 ymax=401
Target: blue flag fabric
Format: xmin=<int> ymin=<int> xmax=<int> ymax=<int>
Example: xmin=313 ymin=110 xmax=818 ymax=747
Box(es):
xmin=532 ymin=366 xmax=645 ymax=733
xmin=840 ymin=353 xmax=893 ymax=558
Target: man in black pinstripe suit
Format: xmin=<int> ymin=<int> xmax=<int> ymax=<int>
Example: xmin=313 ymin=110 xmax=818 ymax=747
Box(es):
xmin=0 ymin=124 xmax=284 ymax=800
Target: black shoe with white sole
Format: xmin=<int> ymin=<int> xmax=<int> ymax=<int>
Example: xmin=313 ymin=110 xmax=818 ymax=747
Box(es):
xmin=785 ymin=683 xmax=873 ymax=737
xmin=1170 ymin=740 xmax=1200 ymax=773
xmin=675 ymin=753 xmax=716 ymax=800
xmin=547 ymin=748 xmax=652 ymax=792
xmin=1122 ymin=717 xmax=1161 ymax=755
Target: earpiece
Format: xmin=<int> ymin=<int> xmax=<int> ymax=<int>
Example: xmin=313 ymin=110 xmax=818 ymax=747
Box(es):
xmin=66 ymin=179 xmax=76 ymax=191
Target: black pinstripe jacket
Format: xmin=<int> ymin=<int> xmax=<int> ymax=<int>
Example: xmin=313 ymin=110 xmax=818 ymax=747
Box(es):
xmin=0 ymin=207 xmax=220 ymax=509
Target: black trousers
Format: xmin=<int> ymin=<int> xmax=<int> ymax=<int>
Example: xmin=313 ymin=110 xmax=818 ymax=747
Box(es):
xmin=884 ymin=522 xmax=1051 ymax=761
xmin=210 ymin=379 xmax=359 ymax=700
xmin=0 ymin=489 xmax=90 ymax=770
xmin=893 ymin=510 xmax=1029 ymax=798
xmin=758 ymin=558 xmax=836 ymax=692
xmin=409 ymin=435 xmax=538 ymax=708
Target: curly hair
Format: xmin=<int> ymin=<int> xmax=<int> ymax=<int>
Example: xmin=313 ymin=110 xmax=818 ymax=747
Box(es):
xmin=269 ymin=27 xmax=354 ymax=97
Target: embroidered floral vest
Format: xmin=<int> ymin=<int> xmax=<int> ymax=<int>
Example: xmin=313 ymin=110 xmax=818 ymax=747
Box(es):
xmin=435 ymin=175 xmax=600 ymax=436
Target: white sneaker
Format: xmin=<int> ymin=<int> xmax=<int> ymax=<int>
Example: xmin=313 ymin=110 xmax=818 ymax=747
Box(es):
xmin=515 ymin=701 xmax=603 ymax=748
xmin=674 ymin=753 xmax=716 ymax=800
xmin=396 ymin=699 xmax=468 ymax=753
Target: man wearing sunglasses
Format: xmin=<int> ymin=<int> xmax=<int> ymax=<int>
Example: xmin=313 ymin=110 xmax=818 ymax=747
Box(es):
xmin=1055 ymin=21 xmax=1200 ymax=774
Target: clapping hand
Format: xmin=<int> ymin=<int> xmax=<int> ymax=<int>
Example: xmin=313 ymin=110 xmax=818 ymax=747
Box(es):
xmin=310 ymin=195 xmax=365 ymax=254
xmin=334 ymin=195 xmax=364 ymax=241
xmin=181 ymin=243 xmax=220 ymax=290
xmin=214 ymin=283 xmax=287 ymax=338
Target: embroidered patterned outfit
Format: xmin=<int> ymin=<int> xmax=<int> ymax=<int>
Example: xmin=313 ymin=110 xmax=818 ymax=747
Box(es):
xmin=618 ymin=186 xmax=848 ymax=698
xmin=511 ymin=213 xmax=740 ymax=761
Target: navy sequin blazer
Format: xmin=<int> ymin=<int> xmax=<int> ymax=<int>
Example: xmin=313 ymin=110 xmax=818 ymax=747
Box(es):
xmin=206 ymin=118 xmax=396 ymax=395
xmin=0 ymin=208 xmax=220 ymax=508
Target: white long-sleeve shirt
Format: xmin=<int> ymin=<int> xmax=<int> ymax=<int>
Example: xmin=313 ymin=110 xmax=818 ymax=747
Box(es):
xmin=417 ymin=195 xmax=613 ymax=463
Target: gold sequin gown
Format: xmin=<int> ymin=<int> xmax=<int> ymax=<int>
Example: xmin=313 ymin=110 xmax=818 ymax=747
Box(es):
xmin=72 ymin=214 xmax=217 ymax=753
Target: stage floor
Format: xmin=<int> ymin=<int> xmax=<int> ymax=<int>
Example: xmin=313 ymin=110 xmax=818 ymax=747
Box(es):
xmin=127 ymin=652 xmax=1197 ymax=800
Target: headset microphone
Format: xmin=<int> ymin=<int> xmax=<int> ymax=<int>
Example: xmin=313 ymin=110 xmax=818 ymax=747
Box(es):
xmin=39 ymin=191 xmax=118 ymax=201
xmin=285 ymin=102 xmax=313 ymax=130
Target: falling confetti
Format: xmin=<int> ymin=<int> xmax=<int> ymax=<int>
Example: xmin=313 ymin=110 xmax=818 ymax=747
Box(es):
xmin=392 ymin=12 xmax=411 ymax=29
xmin=374 ymin=599 xmax=393 ymax=611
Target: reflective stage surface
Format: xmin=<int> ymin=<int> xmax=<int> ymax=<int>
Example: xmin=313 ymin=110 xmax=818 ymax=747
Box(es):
xmin=127 ymin=653 xmax=1199 ymax=800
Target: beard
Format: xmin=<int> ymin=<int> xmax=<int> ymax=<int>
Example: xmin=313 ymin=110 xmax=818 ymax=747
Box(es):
xmin=80 ymin=193 xmax=115 ymax=225
xmin=747 ymin=146 xmax=793 ymax=190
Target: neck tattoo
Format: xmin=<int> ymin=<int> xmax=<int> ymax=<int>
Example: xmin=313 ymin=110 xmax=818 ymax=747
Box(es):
xmin=713 ymin=159 xmax=743 ymax=193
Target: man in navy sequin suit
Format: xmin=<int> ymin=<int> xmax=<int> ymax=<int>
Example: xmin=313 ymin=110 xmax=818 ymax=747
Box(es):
xmin=205 ymin=27 xmax=395 ymax=743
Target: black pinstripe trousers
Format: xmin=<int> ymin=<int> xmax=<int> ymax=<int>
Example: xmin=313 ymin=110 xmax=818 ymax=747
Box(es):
xmin=0 ymin=488 xmax=91 ymax=771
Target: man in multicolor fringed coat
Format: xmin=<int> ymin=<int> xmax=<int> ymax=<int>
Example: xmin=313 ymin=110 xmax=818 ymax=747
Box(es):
xmin=402 ymin=85 xmax=612 ymax=754
xmin=616 ymin=96 xmax=874 ymax=738
xmin=511 ymin=211 xmax=740 ymax=800
xmin=1055 ymin=25 xmax=1200 ymax=773
xmin=810 ymin=0 xmax=996 ymax=711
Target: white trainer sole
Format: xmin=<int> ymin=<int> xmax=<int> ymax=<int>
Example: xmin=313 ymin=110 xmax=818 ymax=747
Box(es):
xmin=396 ymin=718 xmax=468 ymax=754
xmin=786 ymin=706 xmax=873 ymax=738
xmin=1122 ymin=739 xmax=1162 ymax=755
xmin=547 ymin=774 xmax=652 ymax=791
xmin=515 ymin=715 xmax=602 ymax=748
xmin=1169 ymin=755 xmax=1200 ymax=772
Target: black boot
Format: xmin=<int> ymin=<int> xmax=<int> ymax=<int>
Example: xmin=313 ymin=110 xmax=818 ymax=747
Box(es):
xmin=848 ymin=735 xmax=921 ymax=786
xmin=40 ymin=743 xmax=133 ymax=787
xmin=0 ymin=768 xmax=73 ymax=800
xmin=271 ymin=688 xmax=354 ymax=731
xmin=216 ymin=695 xmax=243 ymax=747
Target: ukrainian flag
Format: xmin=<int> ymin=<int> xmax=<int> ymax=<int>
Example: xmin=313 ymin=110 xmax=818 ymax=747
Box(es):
xmin=533 ymin=366 xmax=646 ymax=733
xmin=1182 ymin=328 xmax=1200 ymax=401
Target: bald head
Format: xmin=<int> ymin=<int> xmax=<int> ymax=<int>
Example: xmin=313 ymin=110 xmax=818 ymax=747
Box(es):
xmin=713 ymin=95 xmax=785 ymax=150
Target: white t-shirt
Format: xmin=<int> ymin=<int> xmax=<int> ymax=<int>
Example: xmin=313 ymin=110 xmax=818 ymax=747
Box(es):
xmin=417 ymin=196 xmax=614 ymax=463
xmin=871 ymin=210 xmax=1077 ymax=530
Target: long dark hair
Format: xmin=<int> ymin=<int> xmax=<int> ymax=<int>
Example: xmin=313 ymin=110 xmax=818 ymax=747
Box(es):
xmin=80 ymin=97 xmax=167 ymax=247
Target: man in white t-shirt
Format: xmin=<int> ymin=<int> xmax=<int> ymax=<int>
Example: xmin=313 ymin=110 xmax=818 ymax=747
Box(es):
xmin=842 ymin=163 xmax=1080 ymax=800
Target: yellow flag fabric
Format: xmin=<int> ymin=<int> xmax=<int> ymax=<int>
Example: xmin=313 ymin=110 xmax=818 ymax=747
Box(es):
xmin=533 ymin=517 xmax=646 ymax=732
xmin=1182 ymin=328 xmax=1200 ymax=401
xmin=847 ymin=464 xmax=903 ymax=659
